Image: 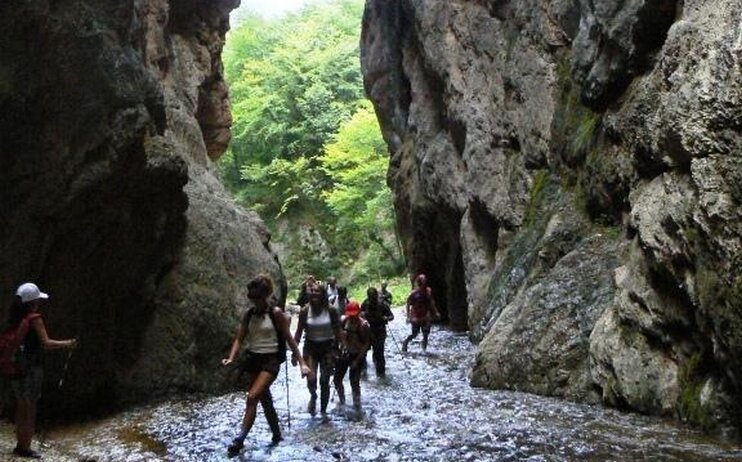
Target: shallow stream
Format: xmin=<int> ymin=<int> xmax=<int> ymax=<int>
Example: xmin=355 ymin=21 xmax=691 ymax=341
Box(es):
xmin=30 ymin=309 xmax=742 ymax=461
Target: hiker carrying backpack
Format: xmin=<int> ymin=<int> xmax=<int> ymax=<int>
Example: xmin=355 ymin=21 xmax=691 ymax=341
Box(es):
xmin=5 ymin=282 xmax=78 ymax=459
xmin=0 ymin=311 xmax=41 ymax=378
xmin=333 ymin=300 xmax=371 ymax=413
xmin=361 ymin=286 xmax=394 ymax=378
xmin=221 ymin=274 xmax=311 ymax=456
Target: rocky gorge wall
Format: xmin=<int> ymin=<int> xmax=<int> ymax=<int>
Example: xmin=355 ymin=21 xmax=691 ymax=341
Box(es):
xmin=361 ymin=0 xmax=741 ymax=433
xmin=0 ymin=0 xmax=283 ymax=418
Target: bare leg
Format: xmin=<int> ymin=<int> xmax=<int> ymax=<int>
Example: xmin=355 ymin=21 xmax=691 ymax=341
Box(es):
xmin=230 ymin=371 xmax=275 ymax=452
xmin=15 ymin=399 xmax=36 ymax=451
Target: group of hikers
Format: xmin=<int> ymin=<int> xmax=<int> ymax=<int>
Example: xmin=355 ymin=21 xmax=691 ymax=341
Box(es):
xmin=221 ymin=272 xmax=440 ymax=456
xmin=1 ymin=273 xmax=440 ymax=458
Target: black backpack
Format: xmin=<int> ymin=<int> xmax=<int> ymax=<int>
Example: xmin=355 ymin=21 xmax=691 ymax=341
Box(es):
xmin=242 ymin=308 xmax=287 ymax=363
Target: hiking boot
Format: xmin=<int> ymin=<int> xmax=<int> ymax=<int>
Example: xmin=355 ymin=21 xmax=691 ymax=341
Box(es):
xmin=307 ymin=395 xmax=317 ymax=416
xmin=13 ymin=447 xmax=41 ymax=459
xmin=227 ymin=438 xmax=244 ymax=455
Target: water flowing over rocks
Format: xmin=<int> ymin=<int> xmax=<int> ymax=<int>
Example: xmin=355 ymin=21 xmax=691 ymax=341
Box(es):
xmin=2 ymin=314 xmax=740 ymax=461
xmin=0 ymin=0 xmax=283 ymax=417
xmin=361 ymin=0 xmax=742 ymax=433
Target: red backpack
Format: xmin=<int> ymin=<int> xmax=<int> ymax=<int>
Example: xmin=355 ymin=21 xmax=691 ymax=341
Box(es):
xmin=0 ymin=313 xmax=41 ymax=378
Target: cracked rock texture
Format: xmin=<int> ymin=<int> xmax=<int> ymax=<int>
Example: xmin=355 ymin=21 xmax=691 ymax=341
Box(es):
xmin=362 ymin=0 xmax=741 ymax=432
xmin=0 ymin=0 xmax=283 ymax=417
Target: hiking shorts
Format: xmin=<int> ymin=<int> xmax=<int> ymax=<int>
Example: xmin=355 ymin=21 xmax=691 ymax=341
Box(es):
xmin=239 ymin=352 xmax=283 ymax=378
xmin=11 ymin=365 xmax=43 ymax=401
xmin=303 ymin=340 xmax=336 ymax=365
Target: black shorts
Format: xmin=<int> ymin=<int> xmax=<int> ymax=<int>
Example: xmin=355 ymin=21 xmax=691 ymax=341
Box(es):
xmin=11 ymin=365 xmax=43 ymax=401
xmin=239 ymin=352 xmax=283 ymax=378
xmin=303 ymin=339 xmax=336 ymax=361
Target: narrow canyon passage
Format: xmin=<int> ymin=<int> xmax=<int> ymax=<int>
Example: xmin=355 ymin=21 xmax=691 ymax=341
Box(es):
xmin=5 ymin=308 xmax=741 ymax=461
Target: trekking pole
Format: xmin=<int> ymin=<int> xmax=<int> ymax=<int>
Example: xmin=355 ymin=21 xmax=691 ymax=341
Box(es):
xmin=57 ymin=337 xmax=77 ymax=388
xmin=386 ymin=324 xmax=412 ymax=376
xmin=284 ymin=360 xmax=291 ymax=430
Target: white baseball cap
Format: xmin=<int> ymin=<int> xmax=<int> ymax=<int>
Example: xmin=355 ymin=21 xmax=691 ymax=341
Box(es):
xmin=16 ymin=282 xmax=49 ymax=303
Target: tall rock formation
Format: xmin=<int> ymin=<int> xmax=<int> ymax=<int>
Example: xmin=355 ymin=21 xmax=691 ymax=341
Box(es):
xmin=0 ymin=0 xmax=283 ymax=417
xmin=362 ymin=0 xmax=741 ymax=433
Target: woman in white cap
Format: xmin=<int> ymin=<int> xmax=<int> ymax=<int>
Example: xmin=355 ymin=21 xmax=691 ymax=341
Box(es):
xmin=7 ymin=282 xmax=77 ymax=459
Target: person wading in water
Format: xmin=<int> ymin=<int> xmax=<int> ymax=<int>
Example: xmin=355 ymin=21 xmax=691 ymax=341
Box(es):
xmin=401 ymin=274 xmax=440 ymax=354
xmin=6 ymin=283 xmax=78 ymax=459
xmin=361 ymin=287 xmax=394 ymax=379
xmin=222 ymin=275 xmax=311 ymax=455
xmin=333 ymin=300 xmax=370 ymax=414
xmin=292 ymin=282 xmax=342 ymax=418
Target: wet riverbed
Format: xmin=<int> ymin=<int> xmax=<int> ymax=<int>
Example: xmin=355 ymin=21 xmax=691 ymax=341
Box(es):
xmin=15 ymin=308 xmax=742 ymax=461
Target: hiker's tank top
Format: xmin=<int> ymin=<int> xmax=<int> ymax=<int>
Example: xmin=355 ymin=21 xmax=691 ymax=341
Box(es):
xmin=306 ymin=307 xmax=334 ymax=343
xmin=20 ymin=319 xmax=43 ymax=366
xmin=244 ymin=313 xmax=278 ymax=354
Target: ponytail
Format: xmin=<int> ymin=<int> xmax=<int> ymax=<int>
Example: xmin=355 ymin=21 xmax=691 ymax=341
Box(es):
xmin=6 ymin=295 xmax=29 ymax=328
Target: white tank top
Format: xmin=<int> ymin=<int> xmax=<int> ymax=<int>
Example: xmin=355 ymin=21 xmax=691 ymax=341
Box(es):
xmin=245 ymin=313 xmax=279 ymax=354
xmin=306 ymin=308 xmax=334 ymax=342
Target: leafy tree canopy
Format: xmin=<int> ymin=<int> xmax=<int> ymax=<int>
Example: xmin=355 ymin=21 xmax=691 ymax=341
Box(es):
xmin=221 ymin=0 xmax=404 ymax=291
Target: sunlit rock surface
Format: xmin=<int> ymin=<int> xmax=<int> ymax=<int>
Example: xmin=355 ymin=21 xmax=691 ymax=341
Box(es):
xmin=362 ymin=0 xmax=741 ymax=432
xmin=0 ymin=0 xmax=282 ymax=417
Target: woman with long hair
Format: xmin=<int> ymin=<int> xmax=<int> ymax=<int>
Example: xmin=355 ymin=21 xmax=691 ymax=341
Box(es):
xmin=292 ymin=282 xmax=342 ymax=418
xmin=7 ymin=282 xmax=77 ymax=459
xmin=222 ymin=274 xmax=311 ymax=455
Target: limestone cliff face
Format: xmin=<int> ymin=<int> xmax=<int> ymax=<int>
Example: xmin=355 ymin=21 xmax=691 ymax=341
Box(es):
xmin=0 ymin=0 xmax=282 ymax=417
xmin=362 ymin=0 xmax=741 ymax=432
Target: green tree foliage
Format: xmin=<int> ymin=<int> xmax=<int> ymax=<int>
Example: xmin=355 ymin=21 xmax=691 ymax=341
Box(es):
xmin=222 ymin=0 xmax=365 ymax=217
xmin=321 ymin=102 xmax=403 ymax=275
xmin=221 ymin=0 xmax=403 ymax=288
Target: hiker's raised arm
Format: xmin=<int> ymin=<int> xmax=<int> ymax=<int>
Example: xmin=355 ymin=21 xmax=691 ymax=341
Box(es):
xmin=30 ymin=317 xmax=76 ymax=350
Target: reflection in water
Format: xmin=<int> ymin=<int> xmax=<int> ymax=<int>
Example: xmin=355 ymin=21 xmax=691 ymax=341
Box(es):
xmin=44 ymin=309 xmax=741 ymax=461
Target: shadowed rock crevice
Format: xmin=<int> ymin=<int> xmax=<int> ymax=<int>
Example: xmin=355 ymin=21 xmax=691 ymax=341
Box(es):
xmin=572 ymin=0 xmax=679 ymax=110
